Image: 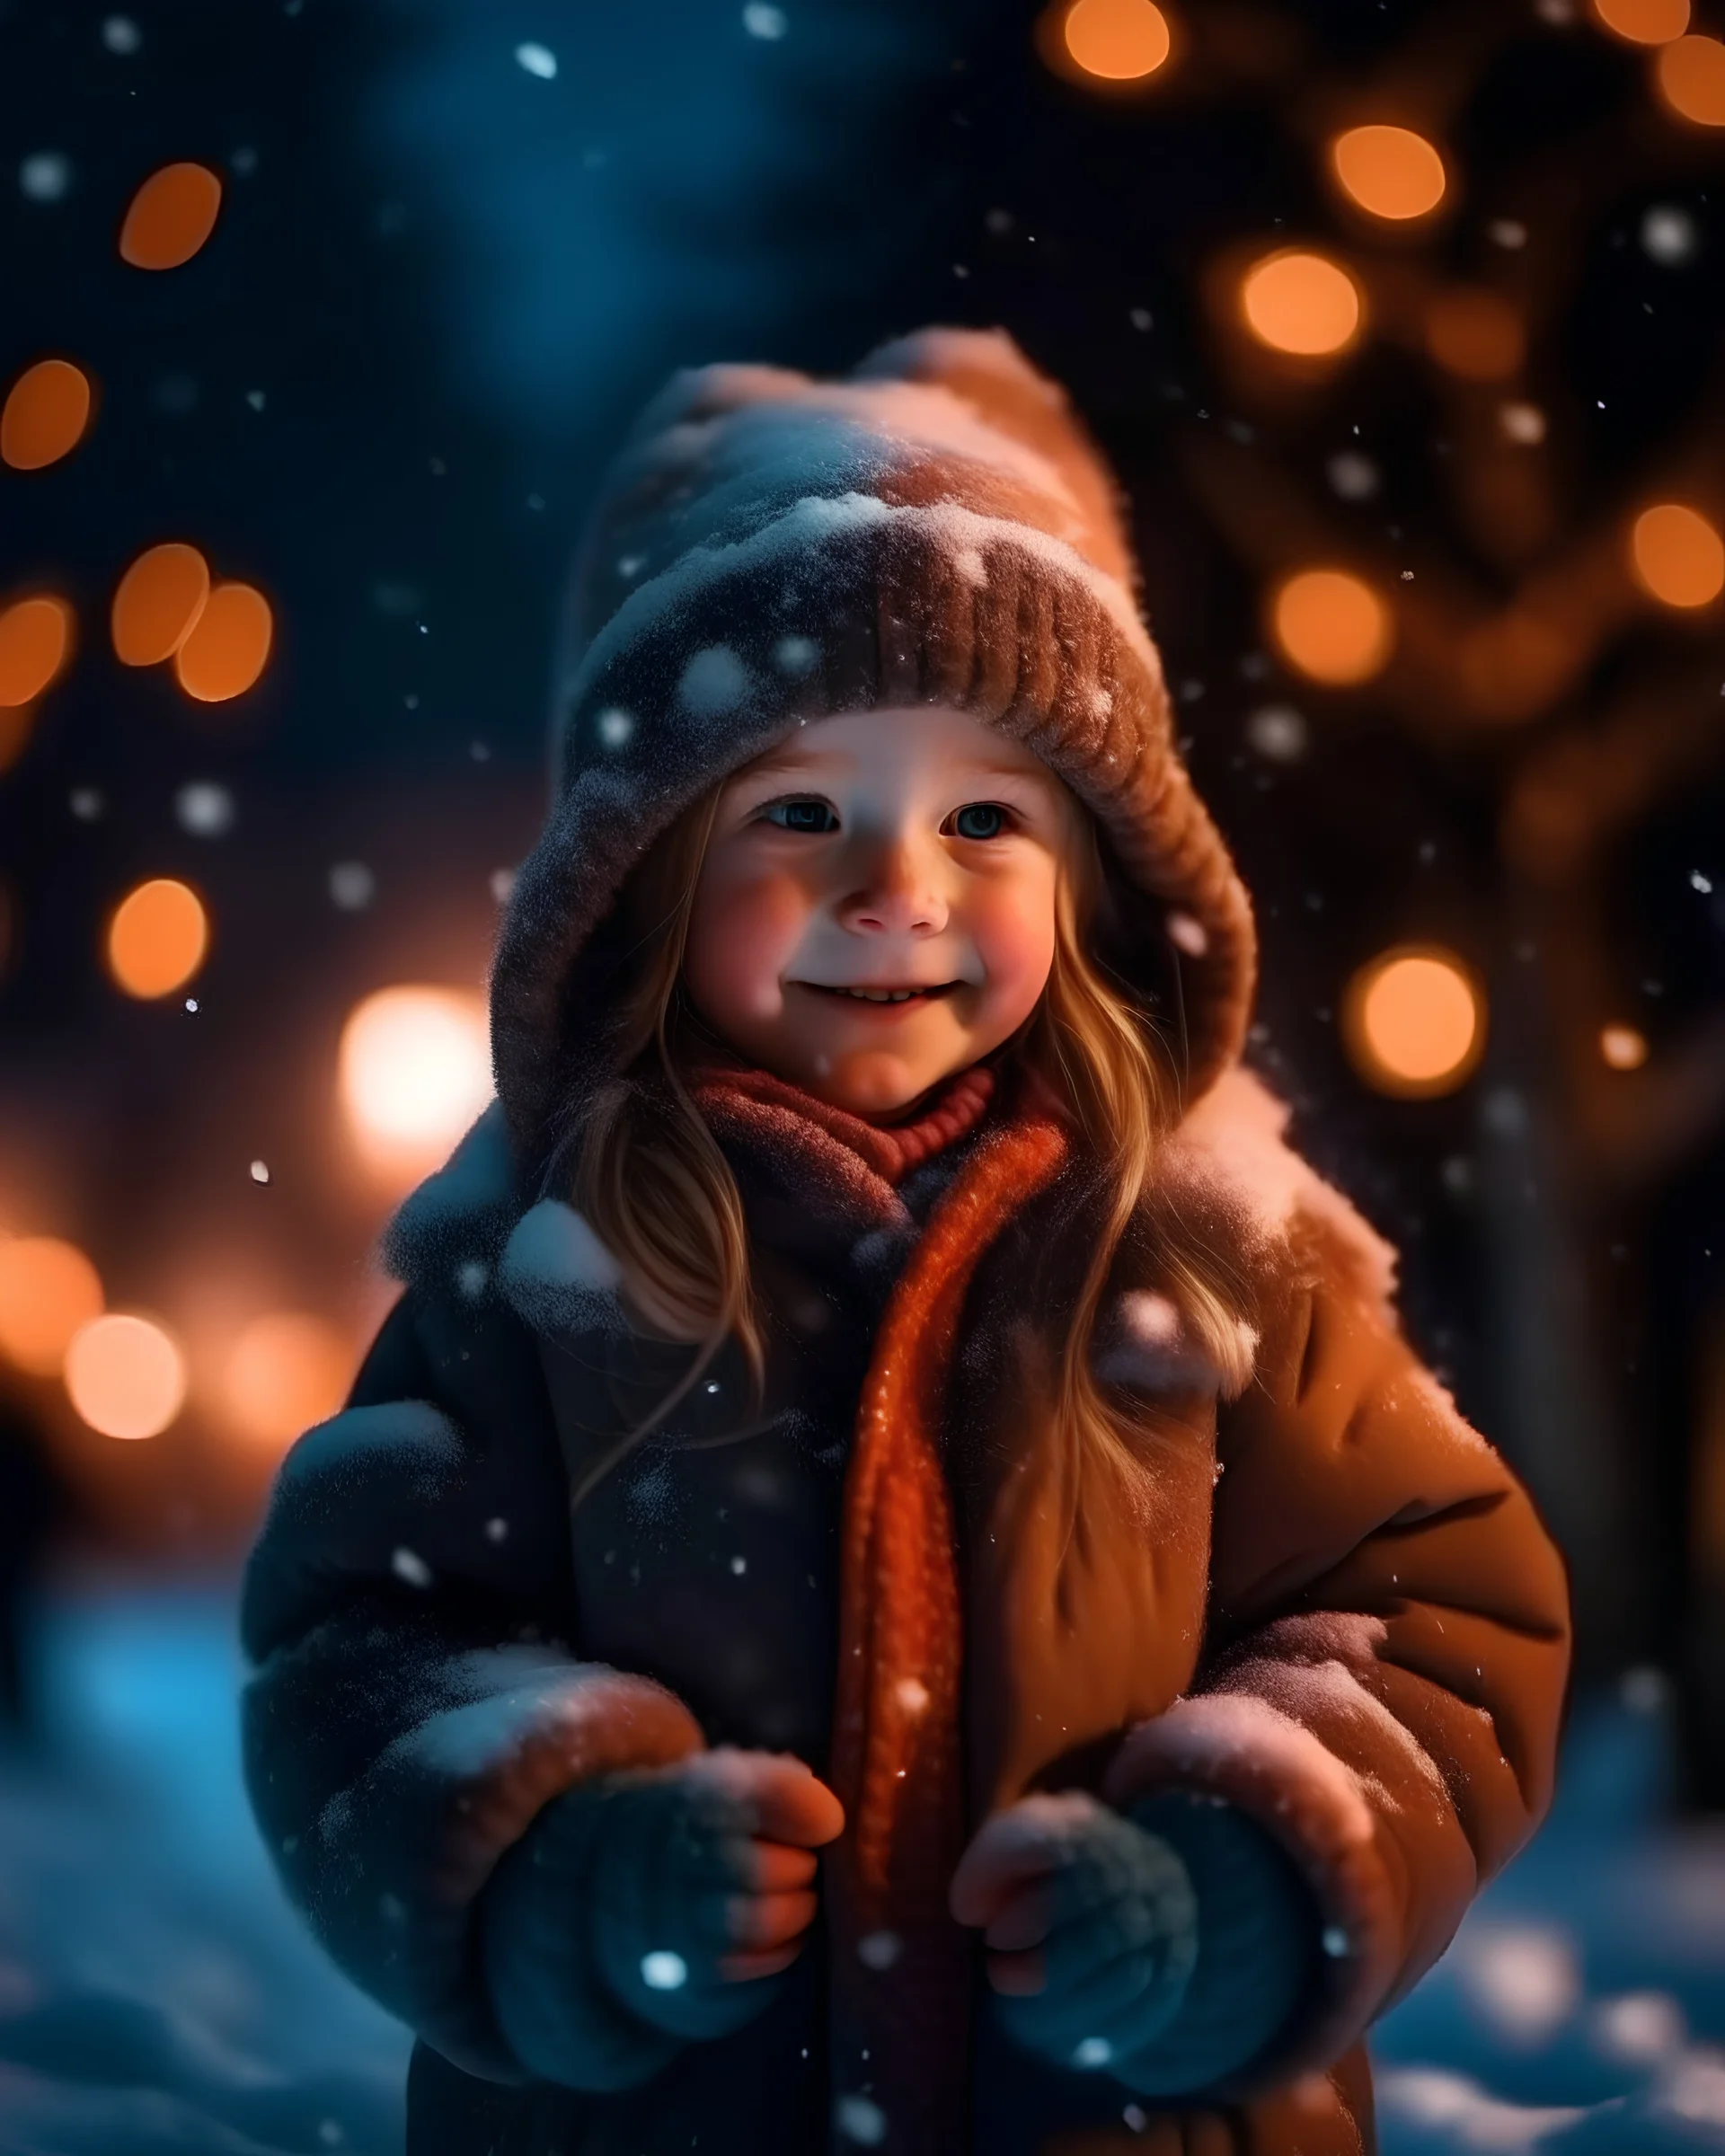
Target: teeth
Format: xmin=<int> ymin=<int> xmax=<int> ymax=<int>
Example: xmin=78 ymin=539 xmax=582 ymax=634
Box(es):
xmin=839 ymin=987 xmax=918 ymax=1002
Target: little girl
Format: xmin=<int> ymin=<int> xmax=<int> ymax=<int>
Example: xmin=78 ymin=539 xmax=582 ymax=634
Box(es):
xmin=241 ymin=329 xmax=1571 ymax=2156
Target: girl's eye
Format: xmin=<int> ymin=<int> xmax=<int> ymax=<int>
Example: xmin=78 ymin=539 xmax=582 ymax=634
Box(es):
xmin=951 ymin=802 xmax=1011 ymax=841
xmin=763 ymin=798 xmax=838 ymax=834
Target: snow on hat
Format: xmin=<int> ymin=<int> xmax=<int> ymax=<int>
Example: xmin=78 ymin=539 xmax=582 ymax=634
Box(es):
xmin=491 ymin=325 xmax=1257 ymax=1163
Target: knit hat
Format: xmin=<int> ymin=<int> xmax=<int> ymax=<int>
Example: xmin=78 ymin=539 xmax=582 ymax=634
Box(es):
xmin=491 ymin=326 xmax=1257 ymax=1164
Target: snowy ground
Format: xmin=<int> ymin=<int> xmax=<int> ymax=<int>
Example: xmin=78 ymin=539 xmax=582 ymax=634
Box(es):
xmin=0 ymin=1585 xmax=1721 ymax=2154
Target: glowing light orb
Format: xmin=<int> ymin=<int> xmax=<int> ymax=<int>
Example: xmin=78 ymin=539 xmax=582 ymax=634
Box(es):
xmin=1593 ymin=0 xmax=1688 ymax=42
xmin=1269 ymin=570 xmax=1393 ymax=685
xmin=172 ymin=580 xmax=272 ymax=702
xmin=107 ymin=878 xmax=209 ymax=999
xmin=340 ymin=985 xmax=493 ymax=1173
xmin=119 ymin=161 xmax=223 ymax=270
xmin=112 ymin=543 xmax=211 ymax=665
xmin=0 ymin=596 xmax=74 ymax=707
xmin=2 ymin=359 xmax=93 ymax=470
xmin=1425 ymin=288 xmax=1526 ymax=380
xmin=0 ymin=1236 xmax=103 ymax=1375
xmin=224 ymin=1311 xmax=353 ymax=1448
xmin=1344 ymin=949 xmax=1485 ymax=1098
xmin=1657 ymin=34 xmax=1725 ymax=123
xmin=1330 ymin=126 xmax=1447 ymax=220
xmin=1631 ymin=504 xmax=1725 ymax=608
xmin=64 ymin=1312 xmax=186 ymax=1438
xmin=1063 ymin=0 xmax=1171 ymax=79
xmin=1601 ymin=1025 xmax=1649 ymax=1070
xmin=1241 ymin=250 xmax=1363 ymax=357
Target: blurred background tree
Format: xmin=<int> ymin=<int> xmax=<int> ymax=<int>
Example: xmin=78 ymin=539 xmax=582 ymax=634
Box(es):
xmin=2 ymin=0 xmax=1722 ymax=1800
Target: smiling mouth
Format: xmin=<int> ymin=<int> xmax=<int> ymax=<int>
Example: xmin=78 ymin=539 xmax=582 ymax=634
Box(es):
xmin=792 ymin=981 xmax=961 ymax=1005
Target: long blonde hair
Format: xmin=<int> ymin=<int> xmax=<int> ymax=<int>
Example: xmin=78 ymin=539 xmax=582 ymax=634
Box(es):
xmin=569 ymin=769 xmax=1258 ymax=1506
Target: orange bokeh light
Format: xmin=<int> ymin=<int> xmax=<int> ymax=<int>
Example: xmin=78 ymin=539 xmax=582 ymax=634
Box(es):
xmin=1330 ymin=126 xmax=1447 ymax=220
xmin=1657 ymin=34 xmax=1725 ymax=124
xmin=1601 ymin=1025 xmax=1650 ymax=1070
xmin=1593 ymin=0 xmax=1688 ymax=40
xmin=1345 ymin=949 xmax=1485 ymax=1098
xmin=0 ymin=1236 xmax=103 ymax=1376
xmin=64 ymin=1312 xmax=186 ymax=1439
xmin=1241 ymin=250 xmax=1363 ymax=357
xmin=107 ymin=878 xmax=209 ymax=999
xmin=2 ymin=359 xmax=93 ymax=471
xmin=340 ymin=985 xmax=493 ymax=1180
xmin=112 ymin=543 xmax=212 ymax=667
xmin=1425 ymin=288 xmax=1526 ymax=380
xmin=172 ymin=581 xmax=272 ymax=702
xmin=223 ymin=1311 xmax=354 ymax=1449
xmin=1270 ymin=569 xmax=1393 ymax=685
xmin=0 ymin=596 xmax=74 ymax=707
xmin=1062 ymin=0 xmax=1171 ymax=78
xmin=119 ymin=162 xmax=224 ymax=270
xmin=1631 ymin=504 xmax=1725 ymax=608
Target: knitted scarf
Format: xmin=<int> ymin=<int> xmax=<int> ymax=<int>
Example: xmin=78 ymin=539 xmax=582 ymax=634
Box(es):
xmin=694 ymin=1050 xmax=1071 ymax=2153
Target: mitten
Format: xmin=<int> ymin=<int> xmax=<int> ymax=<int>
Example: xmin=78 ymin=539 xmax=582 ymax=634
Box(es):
xmin=1110 ymin=1787 xmax=1320 ymax=2096
xmin=951 ymin=1788 xmax=1318 ymax=2094
xmin=481 ymin=1747 xmax=840 ymax=2091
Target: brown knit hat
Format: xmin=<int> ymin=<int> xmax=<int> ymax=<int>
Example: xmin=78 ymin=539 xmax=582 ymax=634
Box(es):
xmin=491 ymin=327 xmax=1257 ymax=1165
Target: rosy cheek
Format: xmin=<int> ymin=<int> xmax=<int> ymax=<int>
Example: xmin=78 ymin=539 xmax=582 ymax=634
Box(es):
xmin=686 ymin=869 xmax=807 ymax=1024
xmin=969 ymin=877 xmax=1057 ymax=1015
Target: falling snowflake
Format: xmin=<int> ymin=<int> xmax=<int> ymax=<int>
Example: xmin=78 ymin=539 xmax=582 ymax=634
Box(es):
xmin=640 ymin=1950 xmax=687 ymax=1990
xmin=249 ymin=1160 xmax=271 ymax=1185
xmin=102 ymin=16 xmax=142 ymax=53
xmin=1641 ymin=205 xmax=1698 ymax=267
xmin=514 ymin=41 xmax=558 ymax=79
xmin=391 ymin=1547 xmax=433 ymax=1589
xmin=175 ymin=782 xmax=235 ymax=836
xmin=743 ymin=4 xmax=789 ymax=39
xmin=329 ymin=862 xmax=376 ymax=911
xmin=835 ymin=2094 xmax=887 ymax=2146
xmin=1327 ymin=451 xmax=1378 ymax=501
xmin=1245 ymin=705 xmax=1308 ymax=763
xmin=20 ymin=152 xmax=71 ymax=201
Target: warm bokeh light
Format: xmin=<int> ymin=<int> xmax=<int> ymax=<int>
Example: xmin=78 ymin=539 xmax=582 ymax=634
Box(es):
xmin=340 ymin=985 xmax=493 ymax=1175
xmin=1062 ymin=0 xmax=1171 ymax=78
xmin=1657 ymin=35 xmax=1725 ymax=124
xmin=2 ymin=358 xmax=93 ymax=470
xmin=223 ymin=1311 xmax=354 ymax=1449
xmin=64 ymin=1312 xmax=186 ymax=1439
xmin=1344 ymin=949 xmax=1485 ymax=1097
xmin=1269 ymin=569 xmax=1393 ymax=685
xmin=1631 ymin=504 xmax=1725 ymax=608
xmin=1241 ymin=250 xmax=1363 ymax=357
xmin=1601 ymin=1025 xmax=1650 ymax=1071
xmin=172 ymin=580 xmax=272 ymax=701
xmin=112 ymin=543 xmax=212 ymax=666
xmin=1425 ymin=288 xmax=1526 ymax=379
xmin=0 ymin=596 xmax=74 ymax=707
xmin=1593 ymin=0 xmax=1688 ymax=41
xmin=107 ymin=878 xmax=209 ymax=999
xmin=1330 ymin=126 xmax=1447 ymax=220
xmin=0 ymin=1236 xmax=103 ymax=1376
xmin=119 ymin=162 xmax=224 ymax=270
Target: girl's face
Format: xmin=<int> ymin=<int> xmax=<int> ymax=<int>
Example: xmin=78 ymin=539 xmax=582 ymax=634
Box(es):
xmin=683 ymin=705 xmax=1075 ymax=1117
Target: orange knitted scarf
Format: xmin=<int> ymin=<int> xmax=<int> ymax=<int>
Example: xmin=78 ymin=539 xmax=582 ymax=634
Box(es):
xmin=827 ymin=1105 xmax=1071 ymax=2154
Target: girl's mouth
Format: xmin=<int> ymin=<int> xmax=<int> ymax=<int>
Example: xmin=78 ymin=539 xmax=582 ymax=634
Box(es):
xmin=792 ymin=981 xmax=961 ymax=1007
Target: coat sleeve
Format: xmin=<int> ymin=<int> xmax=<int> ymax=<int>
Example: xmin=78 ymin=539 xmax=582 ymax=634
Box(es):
xmin=1100 ymin=1185 xmax=1572 ymax=2091
xmin=238 ymin=1286 xmax=703 ymax=2081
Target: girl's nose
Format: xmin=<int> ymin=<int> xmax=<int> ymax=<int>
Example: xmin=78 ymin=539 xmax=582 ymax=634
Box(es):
xmin=836 ymin=833 xmax=948 ymax=938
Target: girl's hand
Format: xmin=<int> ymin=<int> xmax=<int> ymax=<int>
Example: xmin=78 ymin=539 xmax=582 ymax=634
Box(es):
xmin=949 ymin=1791 xmax=1199 ymax=2077
xmin=482 ymin=1745 xmax=843 ymax=2083
xmin=587 ymin=1746 xmax=843 ymax=2040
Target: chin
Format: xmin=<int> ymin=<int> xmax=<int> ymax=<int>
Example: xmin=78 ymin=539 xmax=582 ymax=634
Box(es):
xmin=813 ymin=1047 xmax=953 ymax=1118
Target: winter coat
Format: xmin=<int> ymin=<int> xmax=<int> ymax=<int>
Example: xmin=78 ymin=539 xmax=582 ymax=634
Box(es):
xmin=239 ymin=1054 xmax=1570 ymax=2156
